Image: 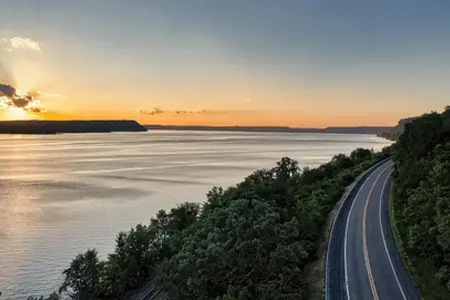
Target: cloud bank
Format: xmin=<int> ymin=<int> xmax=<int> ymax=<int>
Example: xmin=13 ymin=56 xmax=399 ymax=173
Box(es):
xmin=28 ymin=90 xmax=67 ymax=100
xmin=1 ymin=37 xmax=42 ymax=52
xmin=138 ymin=107 xmax=225 ymax=116
xmin=0 ymin=83 xmax=45 ymax=113
xmin=138 ymin=107 xmax=164 ymax=115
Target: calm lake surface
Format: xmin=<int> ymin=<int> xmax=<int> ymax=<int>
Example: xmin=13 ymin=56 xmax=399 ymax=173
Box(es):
xmin=0 ymin=131 xmax=391 ymax=298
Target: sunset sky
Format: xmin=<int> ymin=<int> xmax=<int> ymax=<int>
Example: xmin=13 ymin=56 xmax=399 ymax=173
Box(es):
xmin=1 ymin=1 xmax=449 ymax=126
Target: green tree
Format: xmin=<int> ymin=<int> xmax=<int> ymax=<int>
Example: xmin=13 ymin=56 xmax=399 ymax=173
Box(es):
xmin=167 ymin=202 xmax=201 ymax=233
xmin=350 ymin=148 xmax=373 ymax=164
xmin=59 ymin=249 xmax=104 ymax=300
xmin=27 ymin=293 xmax=60 ymax=300
xmin=160 ymin=199 xmax=308 ymax=300
xmin=331 ymin=154 xmax=354 ymax=170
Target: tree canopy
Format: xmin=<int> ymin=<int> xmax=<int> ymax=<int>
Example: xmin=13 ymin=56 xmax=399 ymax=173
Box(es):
xmin=392 ymin=106 xmax=450 ymax=297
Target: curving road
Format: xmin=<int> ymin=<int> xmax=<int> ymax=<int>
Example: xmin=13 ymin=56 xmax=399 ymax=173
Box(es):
xmin=326 ymin=160 xmax=420 ymax=300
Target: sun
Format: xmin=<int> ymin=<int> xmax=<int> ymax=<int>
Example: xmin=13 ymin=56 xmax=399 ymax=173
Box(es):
xmin=6 ymin=107 xmax=29 ymax=120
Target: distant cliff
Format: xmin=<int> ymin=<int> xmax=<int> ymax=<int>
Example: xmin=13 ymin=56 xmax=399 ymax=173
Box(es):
xmin=377 ymin=117 xmax=417 ymax=140
xmin=145 ymin=124 xmax=392 ymax=135
xmin=0 ymin=120 xmax=147 ymax=134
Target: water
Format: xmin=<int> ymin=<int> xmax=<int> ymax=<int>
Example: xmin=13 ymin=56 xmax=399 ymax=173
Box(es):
xmin=0 ymin=131 xmax=390 ymax=298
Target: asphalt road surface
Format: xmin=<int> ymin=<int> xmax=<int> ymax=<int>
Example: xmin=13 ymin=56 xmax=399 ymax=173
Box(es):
xmin=326 ymin=160 xmax=420 ymax=300
xmin=128 ymin=279 xmax=165 ymax=300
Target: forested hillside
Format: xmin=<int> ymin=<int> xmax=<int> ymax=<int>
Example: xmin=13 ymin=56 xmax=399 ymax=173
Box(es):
xmin=23 ymin=148 xmax=388 ymax=300
xmin=392 ymin=106 xmax=450 ymax=299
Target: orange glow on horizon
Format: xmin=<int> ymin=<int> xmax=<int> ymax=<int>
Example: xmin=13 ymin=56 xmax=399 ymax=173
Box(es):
xmin=3 ymin=107 xmax=30 ymax=120
xmin=5 ymin=108 xmax=401 ymax=128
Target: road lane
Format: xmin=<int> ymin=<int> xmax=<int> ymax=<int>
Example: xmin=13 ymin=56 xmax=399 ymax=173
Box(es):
xmin=326 ymin=160 xmax=420 ymax=300
xmin=367 ymin=168 xmax=420 ymax=300
xmin=326 ymin=160 xmax=390 ymax=300
xmin=345 ymin=162 xmax=392 ymax=300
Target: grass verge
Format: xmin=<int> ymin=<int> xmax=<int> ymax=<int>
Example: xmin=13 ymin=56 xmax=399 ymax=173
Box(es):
xmin=389 ymin=183 xmax=450 ymax=300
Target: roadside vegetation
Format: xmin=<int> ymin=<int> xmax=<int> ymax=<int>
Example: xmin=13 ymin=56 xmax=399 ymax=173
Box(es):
xmin=391 ymin=106 xmax=450 ymax=299
xmin=21 ymin=148 xmax=388 ymax=300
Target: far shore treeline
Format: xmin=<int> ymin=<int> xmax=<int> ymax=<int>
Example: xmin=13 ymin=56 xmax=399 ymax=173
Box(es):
xmin=21 ymin=146 xmax=390 ymax=300
xmin=145 ymin=124 xmax=392 ymax=135
xmin=0 ymin=120 xmax=395 ymax=136
xmin=0 ymin=120 xmax=147 ymax=134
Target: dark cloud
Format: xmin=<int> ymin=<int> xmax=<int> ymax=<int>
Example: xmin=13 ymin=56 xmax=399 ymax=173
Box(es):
xmin=25 ymin=107 xmax=43 ymax=113
xmin=138 ymin=107 xmax=225 ymax=116
xmin=173 ymin=109 xmax=223 ymax=115
xmin=11 ymin=97 xmax=30 ymax=108
xmin=174 ymin=110 xmax=194 ymax=115
xmin=0 ymin=82 xmax=44 ymax=113
xmin=0 ymin=83 xmax=16 ymax=98
xmin=139 ymin=107 xmax=164 ymax=115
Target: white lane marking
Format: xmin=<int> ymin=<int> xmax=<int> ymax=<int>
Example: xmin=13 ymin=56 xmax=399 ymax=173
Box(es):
xmin=344 ymin=161 xmax=392 ymax=300
xmin=379 ymin=169 xmax=408 ymax=300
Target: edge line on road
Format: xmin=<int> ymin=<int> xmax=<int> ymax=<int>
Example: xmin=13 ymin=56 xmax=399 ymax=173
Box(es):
xmin=378 ymin=169 xmax=408 ymax=300
xmin=344 ymin=161 xmax=391 ymax=300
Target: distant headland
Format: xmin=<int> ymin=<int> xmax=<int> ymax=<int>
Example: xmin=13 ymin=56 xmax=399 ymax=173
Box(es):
xmin=145 ymin=124 xmax=392 ymax=135
xmin=376 ymin=117 xmax=418 ymax=140
xmin=0 ymin=120 xmax=147 ymax=134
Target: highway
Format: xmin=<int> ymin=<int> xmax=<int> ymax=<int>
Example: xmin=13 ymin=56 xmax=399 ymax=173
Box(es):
xmin=326 ymin=160 xmax=420 ymax=300
xmin=128 ymin=279 xmax=165 ymax=300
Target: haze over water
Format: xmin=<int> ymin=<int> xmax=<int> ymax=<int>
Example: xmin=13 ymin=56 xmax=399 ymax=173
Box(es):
xmin=0 ymin=131 xmax=390 ymax=298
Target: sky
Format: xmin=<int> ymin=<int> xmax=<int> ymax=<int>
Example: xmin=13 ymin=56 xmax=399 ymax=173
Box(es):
xmin=0 ymin=0 xmax=450 ymax=126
